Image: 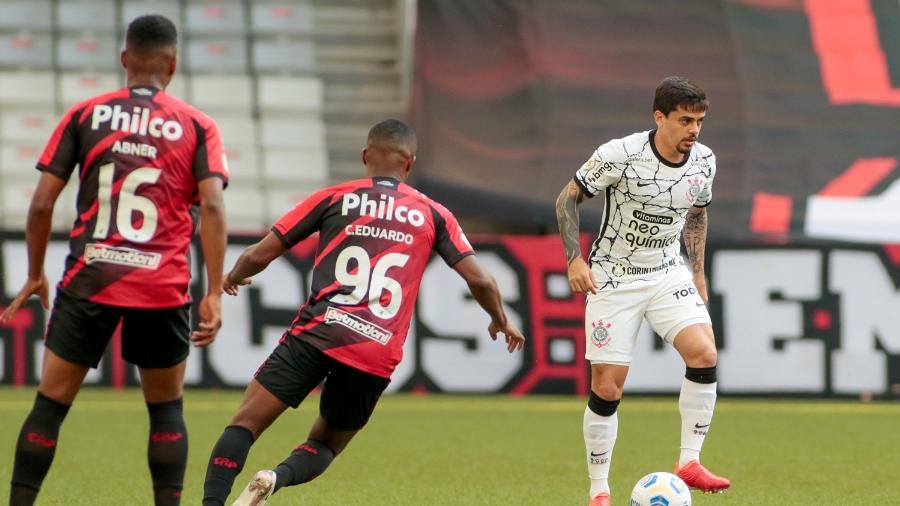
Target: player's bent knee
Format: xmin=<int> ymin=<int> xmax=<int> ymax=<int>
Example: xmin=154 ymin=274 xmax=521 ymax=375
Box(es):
xmin=687 ymin=348 xmax=717 ymax=369
xmin=588 ymin=391 xmax=620 ymax=416
xmin=590 ymin=383 xmax=623 ymax=403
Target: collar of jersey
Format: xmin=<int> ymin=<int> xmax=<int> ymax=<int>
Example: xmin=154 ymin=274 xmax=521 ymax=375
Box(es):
xmin=649 ymin=129 xmax=691 ymax=168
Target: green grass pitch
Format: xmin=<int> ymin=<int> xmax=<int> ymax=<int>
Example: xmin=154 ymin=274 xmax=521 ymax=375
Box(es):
xmin=0 ymin=388 xmax=897 ymax=505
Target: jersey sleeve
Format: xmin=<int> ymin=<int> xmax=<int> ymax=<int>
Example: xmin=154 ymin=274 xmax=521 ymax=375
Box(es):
xmin=271 ymin=188 xmax=335 ymax=248
xmin=192 ymin=117 xmax=229 ymax=186
xmin=573 ymin=141 xmax=625 ymax=197
xmin=693 ymin=152 xmax=716 ymax=208
xmin=431 ymin=204 xmax=475 ymax=266
xmin=36 ymin=107 xmax=81 ymax=181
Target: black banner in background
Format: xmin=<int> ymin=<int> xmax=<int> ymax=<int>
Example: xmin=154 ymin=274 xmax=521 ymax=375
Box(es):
xmin=1 ymin=233 xmax=898 ymax=397
xmin=411 ymin=0 xmax=900 ymax=242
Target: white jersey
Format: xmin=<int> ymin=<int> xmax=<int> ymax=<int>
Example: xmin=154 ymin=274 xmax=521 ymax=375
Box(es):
xmin=574 ymin=129 xmax=716 ymax=285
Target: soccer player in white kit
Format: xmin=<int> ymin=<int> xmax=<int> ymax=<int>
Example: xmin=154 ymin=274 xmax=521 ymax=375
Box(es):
xmin=555 ymin=77 xmax=731 ymax=506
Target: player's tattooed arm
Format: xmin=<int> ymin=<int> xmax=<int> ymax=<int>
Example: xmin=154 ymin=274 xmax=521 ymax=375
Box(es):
xmin=683 ymin=206 xmax=709 ymax=303
xmin=556 ymin=179 xmax=598 ymax=294
xmin=555 ymin=180 xmax=586 ymax=264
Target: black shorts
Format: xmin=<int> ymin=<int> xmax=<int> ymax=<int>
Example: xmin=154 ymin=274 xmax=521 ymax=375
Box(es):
xmin=45 ymin=289 xmax=191 ymax=369
xmin=255 ymin=335 xmax=390 ymax=431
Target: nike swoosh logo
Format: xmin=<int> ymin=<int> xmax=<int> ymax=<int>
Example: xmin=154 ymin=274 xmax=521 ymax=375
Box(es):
xmin=636 ymin=182 xmax=653 ymax=187
xmin=695 ymin=302 xmax=705 ymax=307
xmin=590 ymin=451 xmax=609 ymax=457
xmin=694 ymin=423 xmax=710 ymax=429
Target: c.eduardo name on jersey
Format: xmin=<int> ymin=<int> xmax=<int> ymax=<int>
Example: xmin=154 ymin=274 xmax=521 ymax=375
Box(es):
xmin=341 ymin=192 xmax=424 ymax=244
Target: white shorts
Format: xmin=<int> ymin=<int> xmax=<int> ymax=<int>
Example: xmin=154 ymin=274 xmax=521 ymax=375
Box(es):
xmin=584 ymin=267 xmax=711 ymax=364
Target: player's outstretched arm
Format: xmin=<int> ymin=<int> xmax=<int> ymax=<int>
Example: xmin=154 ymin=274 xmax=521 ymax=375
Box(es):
xmin=452 ymin=255 xmax=525 ymax=352
xmin=555 ymin=180 xmax=597 ymax=294
xmin=683 ymin=206 xmax=709 ymax=304
xmin=222 ymin=232 xmax=287 ymax=295
xmin=0 ymin=172 xmax=65 ymax=323
xmin=192 ymin=177 xmax=227 ymax=346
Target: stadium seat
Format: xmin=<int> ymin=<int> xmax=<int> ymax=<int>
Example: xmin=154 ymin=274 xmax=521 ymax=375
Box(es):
xmin=58 ymin=73 xmax=121 ymax=109
xmin=214 ymin=115 xmax=257 ymax=146
xmin=0 ymin=176 xmax=75 ymax=231
xmin=223 ymin=185 xmax=266 ymax=231
xmin=0 ymin=143 xmax=44 ymax=178
xmin=250 ymin=2 xmax=314 ymax=35
xmin=210 ymin=114 xmax=261 ymax=182
xmin=0 ymin=0 xmax=52 ymax=31
xmin=223 ymin=144 xmax=261 ymax=183
xmin=188 ymin=75 xmax=253 ymax=114
xmin=162 ymin=75 xmax=188 ymax=101
xmin=262 ymin=147 xmax=328 ymax=183
xmin=57 ymin=1 xmax=117 ymax=33
xmin=252 ymin=38 xmax=315 ymax=74
xmin=57 ymin=33 xmax=118 ymax=71
xmin=186 ymin=38 xmax=247 ymax=73
xmin=0 ymin=32 xmax=53 ymax=70
xmin=264 ymin=185 xmax=319 ymax=224
xmin=259 ymin=116 xmax=325 ymax=148
xmin=0 ymin=71 xmax=55 ymax=109
xmin=186 ymin=0 xmax=246 ymax=35
xmin=120 ymin=0 xmax=182 ymax=30
xmin=257 ymin=76 xmax=323 ymax=115
xmin=0 ymin=111 xmax=57 ymax=143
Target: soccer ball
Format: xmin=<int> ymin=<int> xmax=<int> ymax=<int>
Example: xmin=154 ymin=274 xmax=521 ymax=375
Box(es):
xmin=630 ymin=471 xmax=691 ymax=506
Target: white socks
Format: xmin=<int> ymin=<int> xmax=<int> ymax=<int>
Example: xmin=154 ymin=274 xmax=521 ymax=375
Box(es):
xmin=583 ymin=406 xmax=617 ymax=497
xmin=678 ymin=377 xmax=717 ymax=466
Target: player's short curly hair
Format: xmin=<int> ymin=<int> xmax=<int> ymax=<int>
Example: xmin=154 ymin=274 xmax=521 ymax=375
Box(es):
xmin=368 ymin=119 xmax=417 ymax=147
xmin=653 ymin=76 xmax=708 ymax=116
xmin=126 ymin=14 xmax=178 ymax=51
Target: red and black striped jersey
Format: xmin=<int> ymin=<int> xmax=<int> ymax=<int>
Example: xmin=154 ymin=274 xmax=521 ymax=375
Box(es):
xmin=37 ymin=86 xmax=228 ymax=308
xmin=273 ymin=176 xmax=474 ymax=378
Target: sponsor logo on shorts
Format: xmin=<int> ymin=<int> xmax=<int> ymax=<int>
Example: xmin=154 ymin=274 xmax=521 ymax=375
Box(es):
xmin=610 ymin=258 xmax=679 ymax=277
xmin=590 ymin=320 xmax=613 ymax=348
xmin=84 ymin=243 xmax=161 ymax=269
xmin=324 ymin=307 xmax=392 ymax=345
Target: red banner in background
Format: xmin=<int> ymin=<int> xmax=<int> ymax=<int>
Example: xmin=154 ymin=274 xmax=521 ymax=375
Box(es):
xmin=1 ymin=232 xmax=898 ymax=397
xmin=412 ymin=0 xmax=900 ymax=243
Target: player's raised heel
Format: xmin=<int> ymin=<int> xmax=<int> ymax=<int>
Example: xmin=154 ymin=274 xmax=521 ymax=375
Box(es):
xmin=589 ymin=491 xmax=611 ymax=506
xmin=674 ymin=460 xmax=730 ymax=493
xmin=232 ymin=470 xmax=276 ymax=506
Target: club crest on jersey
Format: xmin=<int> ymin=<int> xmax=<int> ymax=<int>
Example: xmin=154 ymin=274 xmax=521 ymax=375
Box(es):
xmin=341 ymin=193 xmax=425 ymax=227
xmin=591 ymin=320 xmax=613 ymax=348
xmin=611 ymin=263 xmax=626 ymax=277
xmin=685 ymin=177 xmax=705 ymax=204
xmin=91 ymin=104 xmax=183 ymax=141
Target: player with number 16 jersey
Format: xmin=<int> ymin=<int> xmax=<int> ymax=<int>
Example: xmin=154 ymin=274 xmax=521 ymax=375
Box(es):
xmin=39 ymin=83 xmax=227 ymax=307
xmin=3 ymin=15 xmax=228 ymax=506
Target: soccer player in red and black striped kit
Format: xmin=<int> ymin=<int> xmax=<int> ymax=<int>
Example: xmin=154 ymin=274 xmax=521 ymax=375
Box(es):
xmin=202 ymin=119 xmax=525 ymax=505
xmin=1 ymin=15 xmax=228 ymax=506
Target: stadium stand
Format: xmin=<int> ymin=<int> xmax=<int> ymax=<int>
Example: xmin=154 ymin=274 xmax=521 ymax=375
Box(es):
xmin=0 ymin=0 xmax=414 ymax=232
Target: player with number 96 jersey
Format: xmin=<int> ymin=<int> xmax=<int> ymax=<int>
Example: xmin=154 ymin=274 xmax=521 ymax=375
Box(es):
xmin=202 ymin=119 xmax=525 ymax=505
xmin=272 ymin=174 xmax=472 ymax=377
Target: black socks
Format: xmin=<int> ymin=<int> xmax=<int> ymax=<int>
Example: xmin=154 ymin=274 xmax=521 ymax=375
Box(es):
xmin=10 ymin=392 xmax=71 ymax=506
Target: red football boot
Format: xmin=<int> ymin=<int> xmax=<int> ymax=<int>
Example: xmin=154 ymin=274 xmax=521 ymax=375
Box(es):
xmin=588 ymin=492 xmax=611 ymax=506
xmin=675 ymin=460 xmax=731 ymax=493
